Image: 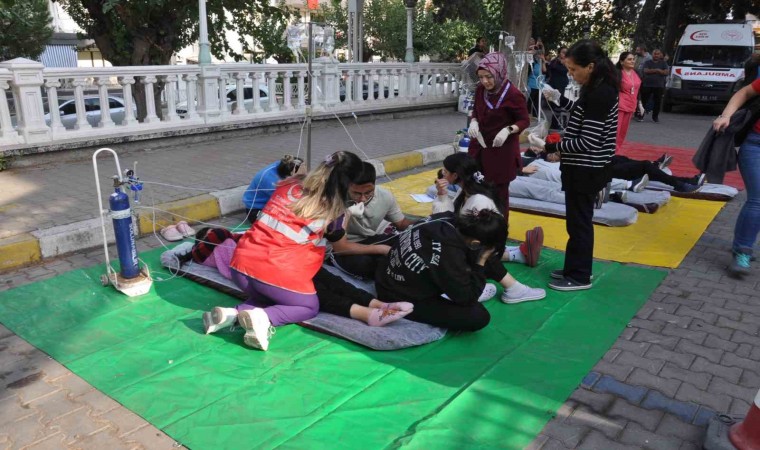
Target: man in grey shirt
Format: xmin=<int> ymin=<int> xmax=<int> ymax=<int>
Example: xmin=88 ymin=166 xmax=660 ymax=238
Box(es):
xmin=330 ymin=162 xmax=414 ymax=278
xmin=639 ymin=49 xmax=669 ymax=123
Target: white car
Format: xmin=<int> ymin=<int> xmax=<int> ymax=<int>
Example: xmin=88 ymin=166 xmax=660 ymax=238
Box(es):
xmin=44 ymin=96 xmax=135 ymax=129
xmin=176 ymin=85 xmax=271 ymax=117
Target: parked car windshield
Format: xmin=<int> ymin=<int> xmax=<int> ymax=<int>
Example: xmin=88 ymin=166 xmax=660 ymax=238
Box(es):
xmin=674 ymin=45 xmax=751 ymax=69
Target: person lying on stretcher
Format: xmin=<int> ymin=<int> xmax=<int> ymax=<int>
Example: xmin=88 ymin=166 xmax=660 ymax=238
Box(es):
xmin=185 ymin=227 xmax=415 ymax=332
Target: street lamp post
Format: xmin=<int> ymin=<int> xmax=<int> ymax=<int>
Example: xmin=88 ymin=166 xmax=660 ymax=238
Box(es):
xmin=196 ymin=0 xmax=221 ymax=121
xmin=198 ymin=0 xmax=212 ymax=65
xmin=404 ymin=0 xmax=417 ymax=63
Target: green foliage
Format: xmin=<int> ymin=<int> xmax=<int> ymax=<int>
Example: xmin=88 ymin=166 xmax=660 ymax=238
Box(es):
xmin=0 ymin=0 xmax=53 ymax=61
xmin=322 ymin=0 xmax=492 ymax=62
xmin=60 ymin=0 xmax=294 ymax=65
xmin=534 ymin=0 xmax=634 ymax=54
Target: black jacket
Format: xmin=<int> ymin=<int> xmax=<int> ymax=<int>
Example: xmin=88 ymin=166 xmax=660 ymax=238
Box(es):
xmin=693 ymin=112 xmax=746 ymax=184
xmin=375 ymin=213 xmax=486 ymax=305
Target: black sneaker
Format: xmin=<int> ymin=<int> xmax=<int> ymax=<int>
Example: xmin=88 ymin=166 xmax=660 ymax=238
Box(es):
xmin=634 ymin=116 xmax=644 ymax=123
xmin=629 ymin=174 xmax=649 ymax=193
xmin=551 ymin=269 xmax=594 ymax=281
xmin=609 ymin=191 xmax=627 ymax=204
xmin=594 ymin=187 xmax=607 ymax=209
xmin=656 ymin=154 xmax=673 ymax=170
xmin=548 ymin=277 xmax=592 ymax=291
xmin=675 ymin=182 xmax=700 ymax=193
xmin=692 ymin=173 xmax=706 ymax=186
xmin=652 ymin=117 xmax=660 ymax=123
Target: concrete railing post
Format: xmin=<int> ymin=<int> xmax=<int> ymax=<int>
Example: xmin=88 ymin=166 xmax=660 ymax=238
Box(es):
xmin=0 ymin=58 xmax=51 ymax=144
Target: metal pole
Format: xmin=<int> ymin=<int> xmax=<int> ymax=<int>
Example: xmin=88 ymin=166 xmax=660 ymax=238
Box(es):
xmin=404 ymin=6 xmax=414 ymax=63
xmin=198 ymin=0 xmax=211 ymax=65
xmin=306 ymin=22 xmax=313 ymax=170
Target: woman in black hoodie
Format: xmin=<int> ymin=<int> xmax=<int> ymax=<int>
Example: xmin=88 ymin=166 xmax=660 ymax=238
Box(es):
xmin=374 ymin=209 xmax=507 ymax=331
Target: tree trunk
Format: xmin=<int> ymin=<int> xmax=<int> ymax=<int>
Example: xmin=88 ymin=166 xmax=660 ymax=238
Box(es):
xmin=662 ymin=0 xmax=685 ymax=58
xmin=503 ymin=0 xmax=533 ymax=50
xmin=632 ymin=0 xmax=658 ymax=49
xmin=503 ymin=0 xmax=533 ymax=88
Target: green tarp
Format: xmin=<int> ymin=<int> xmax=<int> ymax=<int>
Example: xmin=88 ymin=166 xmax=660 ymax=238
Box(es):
xmin=0 ymin=247 xmax=665 ymax=449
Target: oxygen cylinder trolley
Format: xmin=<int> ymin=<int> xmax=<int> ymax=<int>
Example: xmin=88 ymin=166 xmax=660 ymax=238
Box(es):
xmin=92 ymin=148 xmax=152 ymax=297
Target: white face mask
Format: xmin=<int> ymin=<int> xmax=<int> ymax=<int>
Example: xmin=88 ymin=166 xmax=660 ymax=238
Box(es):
xmin=347 ymin=202 xmax=365 ymax=217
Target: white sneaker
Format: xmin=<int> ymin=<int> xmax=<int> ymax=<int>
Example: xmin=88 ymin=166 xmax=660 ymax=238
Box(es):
xmin=478 ymin=283 xmax=498 ymax=302
xmin=501 ymin=284 xmax=546 ymax=304
xmin=203 ymin=307 xmax=238 ymax=334
xmin=238 ymin=308 xmax=274 ymax=351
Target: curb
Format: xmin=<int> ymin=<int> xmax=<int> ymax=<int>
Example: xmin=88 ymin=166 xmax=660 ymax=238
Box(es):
xmin=0 ymin=144 xmax=457 ymax=273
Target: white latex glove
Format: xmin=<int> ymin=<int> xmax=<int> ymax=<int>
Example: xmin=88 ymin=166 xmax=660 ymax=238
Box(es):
xmin=492 ymin=127 xmax=511 ymax=147
xmin=637 ymin=101 xmax=645 ymax=116
xmin=527 ymin=133 xmax=546 ymax=151
xmin=468 ymin=120 xmax=480 ymax=138
xmin=542 ymin=86 xmax=561 ymax=105
xmin=475 ymin=132 xmax=487 ymax=148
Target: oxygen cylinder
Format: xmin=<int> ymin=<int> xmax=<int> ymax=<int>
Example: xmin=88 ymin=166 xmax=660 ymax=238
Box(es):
xmin=109 ymin=186 xmax=140 ymax=279
xmin=458 ymin=132 xmax=471 ymax=153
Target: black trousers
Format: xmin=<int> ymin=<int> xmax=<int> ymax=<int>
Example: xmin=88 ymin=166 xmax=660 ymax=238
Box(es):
xmin=563 ymin=190 xmax=595 ymax=284
xmin=610 ymin=155 xmax=692 ymax=189
xmin=528 ymin=88 xmax=541 ymax=117
xmin=329 ymin=234 xmax=398 ymax=279
xmin=639 ymin=86 xmax=664 ymax=120
xmin=313 ymin=268 xmax=375 ymax=318
xmin=376 ymin=283 xmax=490 ymax=332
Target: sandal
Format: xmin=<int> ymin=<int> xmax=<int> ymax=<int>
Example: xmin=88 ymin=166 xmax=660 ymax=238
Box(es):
xmin=160 ymin=225 xmax=184 ymax=242
xmin=176 ymin=221 xmax=197 ymax=237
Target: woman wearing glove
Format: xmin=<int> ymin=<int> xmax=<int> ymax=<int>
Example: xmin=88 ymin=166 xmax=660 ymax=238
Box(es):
xmin=531 ymin=40 xmax=619 ymax=292
xmin=616 ymin=52 xmax=641 ymax=151
xmin=468 ymin=52 xmax=530 ymax=219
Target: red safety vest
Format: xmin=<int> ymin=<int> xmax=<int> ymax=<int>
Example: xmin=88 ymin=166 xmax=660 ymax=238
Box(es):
xmin=231 ymin=180 xmax=328 ymax=294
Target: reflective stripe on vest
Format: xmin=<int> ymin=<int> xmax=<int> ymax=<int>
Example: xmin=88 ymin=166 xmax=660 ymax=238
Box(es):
xmin=258 ymin=212 xmax=326 ymax=247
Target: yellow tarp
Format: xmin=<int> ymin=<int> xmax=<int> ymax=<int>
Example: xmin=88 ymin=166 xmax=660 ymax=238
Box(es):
xmin=384 ymin=169 xmax=726 ymax=268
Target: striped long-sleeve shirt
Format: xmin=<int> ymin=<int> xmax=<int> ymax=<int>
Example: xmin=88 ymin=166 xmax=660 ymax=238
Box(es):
xmin=546 ymin=83 xmax=619 ymax=169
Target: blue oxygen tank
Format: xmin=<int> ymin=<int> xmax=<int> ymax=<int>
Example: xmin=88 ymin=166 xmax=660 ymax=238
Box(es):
xmin=458 ymin=131 xmax=471 ymax=153
xmin=109 ymin=186 xmax=140 ymax=279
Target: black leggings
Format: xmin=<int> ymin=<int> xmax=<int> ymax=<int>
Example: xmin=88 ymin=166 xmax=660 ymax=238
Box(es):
xmin=610 ymin=155 xmax=693 ymax=188
xmin=376 ymin=284 xmax=490 ymax=331
xmin=329 ymin=234 xmax=399 ymax=279
xmin=313 ymin=268 xmax=375 ymax=318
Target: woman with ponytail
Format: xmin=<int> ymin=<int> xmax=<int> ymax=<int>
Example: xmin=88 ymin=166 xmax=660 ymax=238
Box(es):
xmin=204 ymin=151 xmax=364 ymax=351
xmin=530 ymin=40 xmax=619 ymax=291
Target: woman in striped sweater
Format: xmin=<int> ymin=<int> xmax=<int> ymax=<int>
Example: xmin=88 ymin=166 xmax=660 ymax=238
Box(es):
xmin=530 ymin=40 xmax=619 ymax=291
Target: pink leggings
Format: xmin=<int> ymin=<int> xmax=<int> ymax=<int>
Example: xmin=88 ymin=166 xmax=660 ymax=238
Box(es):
xmin=231 ymin=269 xmax=319 ymax=326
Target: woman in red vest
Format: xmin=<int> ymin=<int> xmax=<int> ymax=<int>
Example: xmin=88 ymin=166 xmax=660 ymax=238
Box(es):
xmin=204 ymin=151 xmax=364 ymax=351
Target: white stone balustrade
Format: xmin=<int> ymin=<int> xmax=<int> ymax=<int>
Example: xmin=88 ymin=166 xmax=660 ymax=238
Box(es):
xmin=0 ymin=58 xmax=460 ymax=151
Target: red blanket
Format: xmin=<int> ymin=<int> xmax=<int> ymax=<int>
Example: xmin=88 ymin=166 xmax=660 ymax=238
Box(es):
xmin=618 ymin=142 xmax=745 ymax=191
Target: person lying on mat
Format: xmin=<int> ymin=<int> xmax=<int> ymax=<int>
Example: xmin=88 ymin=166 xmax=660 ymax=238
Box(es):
xmin=205 ymin=151 xmax=363 ymax=352
xmin=515 ymin=162 xmax=662 ymax=212
xmin=329 ymin=162 xmax=415 ymax=279
xmin=241 ymin=154 xmax=305 ymax=223
xmin=374 ymin=210 xmax=508 ymax=331
xmin=189 ymin=228 xmax=415 ymax=332
xmin=431 ymin=154 xmax=546 ymax=305
xmin=523 ymin=150 xmax=704 ymax=193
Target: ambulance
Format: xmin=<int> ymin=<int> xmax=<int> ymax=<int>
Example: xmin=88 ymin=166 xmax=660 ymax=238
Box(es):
xmin=663 ymin=23 xmax=755 ymax=112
